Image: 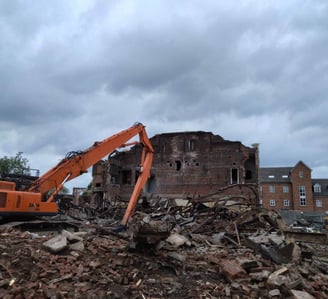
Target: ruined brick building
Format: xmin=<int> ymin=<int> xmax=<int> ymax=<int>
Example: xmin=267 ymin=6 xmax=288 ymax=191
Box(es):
xmin=92 ymin=131 xmax=259 ymax=204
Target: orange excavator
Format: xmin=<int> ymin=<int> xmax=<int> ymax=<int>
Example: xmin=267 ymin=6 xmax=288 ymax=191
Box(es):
xmin=0 ymin=123 xmax=154 ymax=226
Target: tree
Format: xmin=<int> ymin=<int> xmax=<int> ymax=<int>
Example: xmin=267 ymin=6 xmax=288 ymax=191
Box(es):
xmin=0 ymin=152 xmax=30 ymax=176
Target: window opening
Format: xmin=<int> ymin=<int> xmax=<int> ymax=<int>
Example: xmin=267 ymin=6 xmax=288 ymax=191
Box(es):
xmin=188 ymin=139 xmax=196 ymax=151
xmin=175 ymin=160 xmax=181 ymax=171
xmin=231 ymin=168 xmax=239 ymax=184
xmin=122 ymin=170 xmax=132 ymax=185
xmin=245 ymin=170 xmax=252 ymax=179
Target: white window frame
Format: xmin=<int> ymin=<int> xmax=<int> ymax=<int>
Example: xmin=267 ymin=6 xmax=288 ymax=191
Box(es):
xmin=269 ymin=185 xmax=275 ymax=193
xmin=283 ymin=199 xmax=290 ymax=207
xmin=315 ymin=199 xmax=322 ymax=207
xmin=299 ymin=185 xmax=306 ymax=206
xmin=269 ymin=199 xmax=276 ymax=207
xmin=314 ymin=183 xmax=321 ymax=193
xmin=283 ymin=186 xmax=289 ymax=193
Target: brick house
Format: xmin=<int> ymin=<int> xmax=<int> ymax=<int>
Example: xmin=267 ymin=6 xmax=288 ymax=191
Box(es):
xmin=259 ymin=161 xmax=328 ymax=212
xmin=92 ymin=131 xmax=259 ymax=202
xmin=311 ymin=179 xmax=328 ymax=212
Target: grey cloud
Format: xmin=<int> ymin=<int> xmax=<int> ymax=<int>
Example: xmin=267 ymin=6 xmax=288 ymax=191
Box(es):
xmin=1 ymin=0 xmax=328 ymax=179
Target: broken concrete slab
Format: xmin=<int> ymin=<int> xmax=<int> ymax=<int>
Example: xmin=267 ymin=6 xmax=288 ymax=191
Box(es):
xmin=61 ymin=229 xmax=83 ymax=242
xmin=69 ymin=241 xmax=85 ymax=252
xmin=290 ymin=289 xmax=316 ymax=299
xmin=43 ymin=234 xmax=67 ymax=253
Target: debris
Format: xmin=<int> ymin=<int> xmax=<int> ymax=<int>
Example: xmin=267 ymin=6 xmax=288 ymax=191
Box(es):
xmin=166 ymin=233 xmax=191 ymax=248
xmin=42 ymin=233 xmax=68 ymax=253
xmin=290 ymin=289 xmax=316 ymax=299
xmin=0 ymin=199 xmax=327 ymax=298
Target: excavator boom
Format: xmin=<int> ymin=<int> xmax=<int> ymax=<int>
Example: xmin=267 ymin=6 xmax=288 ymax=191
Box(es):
xmin=0 ymin=123 xmax=154 ymax=225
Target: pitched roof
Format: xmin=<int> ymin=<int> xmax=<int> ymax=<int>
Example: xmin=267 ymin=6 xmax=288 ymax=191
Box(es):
xmin=259 ymin=167 xmax=292 ymax=183
xmin=292 ymin=160 xmax=312 ymax=172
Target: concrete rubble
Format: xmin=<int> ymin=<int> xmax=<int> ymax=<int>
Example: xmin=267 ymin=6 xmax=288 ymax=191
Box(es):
xmin=0 ymin=195 xmax=327 ymax=298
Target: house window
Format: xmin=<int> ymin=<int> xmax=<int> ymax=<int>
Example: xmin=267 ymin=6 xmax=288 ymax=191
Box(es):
xmin=314 ymin=183 xmax=321 ymax=193
xmin=300 ymin=198 xmax=307 ymax=206
xmin=269 ymin=200 xmax=276 ymax=207
xmin=269 ymin=186 xmax=275 ymax=193
xmin=316 ymin=199 xmax=322 ymax=207
xmin=283 ymin=186 xmax=289 ymax=193
xmin=231 ymin=168 xmax=239 ymax=184
xmin=299 ymin=171 xmax=304 ymax=178
xmin=268 ymin=175 xmax=275 ymax=179
xmin=299 ymin=185 xmax=306 ymax=206
xmin=283 ymin=199 xmax=290 ymax=207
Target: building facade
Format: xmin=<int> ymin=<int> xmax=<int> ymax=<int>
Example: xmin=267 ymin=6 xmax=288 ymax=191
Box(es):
xmin=260 ymin=161 xmax=328 ymax=213
xmin=92 ymin=131 xmax=259 ymax=203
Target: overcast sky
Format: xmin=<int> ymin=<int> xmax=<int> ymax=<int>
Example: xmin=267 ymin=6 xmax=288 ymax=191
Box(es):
xmin=1 ymin=0 xmax=328 ymax=189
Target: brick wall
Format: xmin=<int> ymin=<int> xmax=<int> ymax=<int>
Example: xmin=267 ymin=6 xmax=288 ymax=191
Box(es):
xmin=100 ymin=131 xmax=259 ymax=202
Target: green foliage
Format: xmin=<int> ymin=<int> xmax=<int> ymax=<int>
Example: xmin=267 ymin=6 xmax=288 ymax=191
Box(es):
xmin=0 ymin=152 xmax=30 ymax=176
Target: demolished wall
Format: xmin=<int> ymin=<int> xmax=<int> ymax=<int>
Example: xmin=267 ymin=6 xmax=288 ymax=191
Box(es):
xmin=92 ymin=131 xmax=259 ymax=204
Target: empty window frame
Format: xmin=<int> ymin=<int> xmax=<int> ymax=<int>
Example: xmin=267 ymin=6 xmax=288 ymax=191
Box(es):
xmin=231 ymin=168 xmax=239 ymax=184
xmin=245 ymin=170 xmax=252 ymax=180
xmin=187 ymin=139 xmax=196 ymax=152
xmin=162 ymin=142 xmax=166 ymax=153
xmin=175 ymin=160 xmax=182 ymax=171
xmin=122 ymin=170 xmax=132 ymax=185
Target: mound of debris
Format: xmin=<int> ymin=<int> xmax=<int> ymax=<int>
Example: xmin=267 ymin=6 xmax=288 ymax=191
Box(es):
xmin=0 ymin=195 xmax=327 ymax=298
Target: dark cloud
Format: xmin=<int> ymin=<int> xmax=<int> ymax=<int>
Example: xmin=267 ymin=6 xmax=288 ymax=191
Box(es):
xmin=1 ymin=0 xmax=328 ymax=184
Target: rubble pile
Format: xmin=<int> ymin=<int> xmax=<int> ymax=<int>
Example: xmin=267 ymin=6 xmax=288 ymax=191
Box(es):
xmin=0 ymin=195 xmax=327 ymax=298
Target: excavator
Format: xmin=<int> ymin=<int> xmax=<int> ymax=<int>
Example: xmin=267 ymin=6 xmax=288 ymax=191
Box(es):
xmin=0 ymin=123 xmax=154 ymax=226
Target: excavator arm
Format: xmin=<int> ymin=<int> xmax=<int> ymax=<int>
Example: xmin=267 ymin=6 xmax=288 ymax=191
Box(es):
xmin=0 ymin=123 xmax=154 ymax=225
